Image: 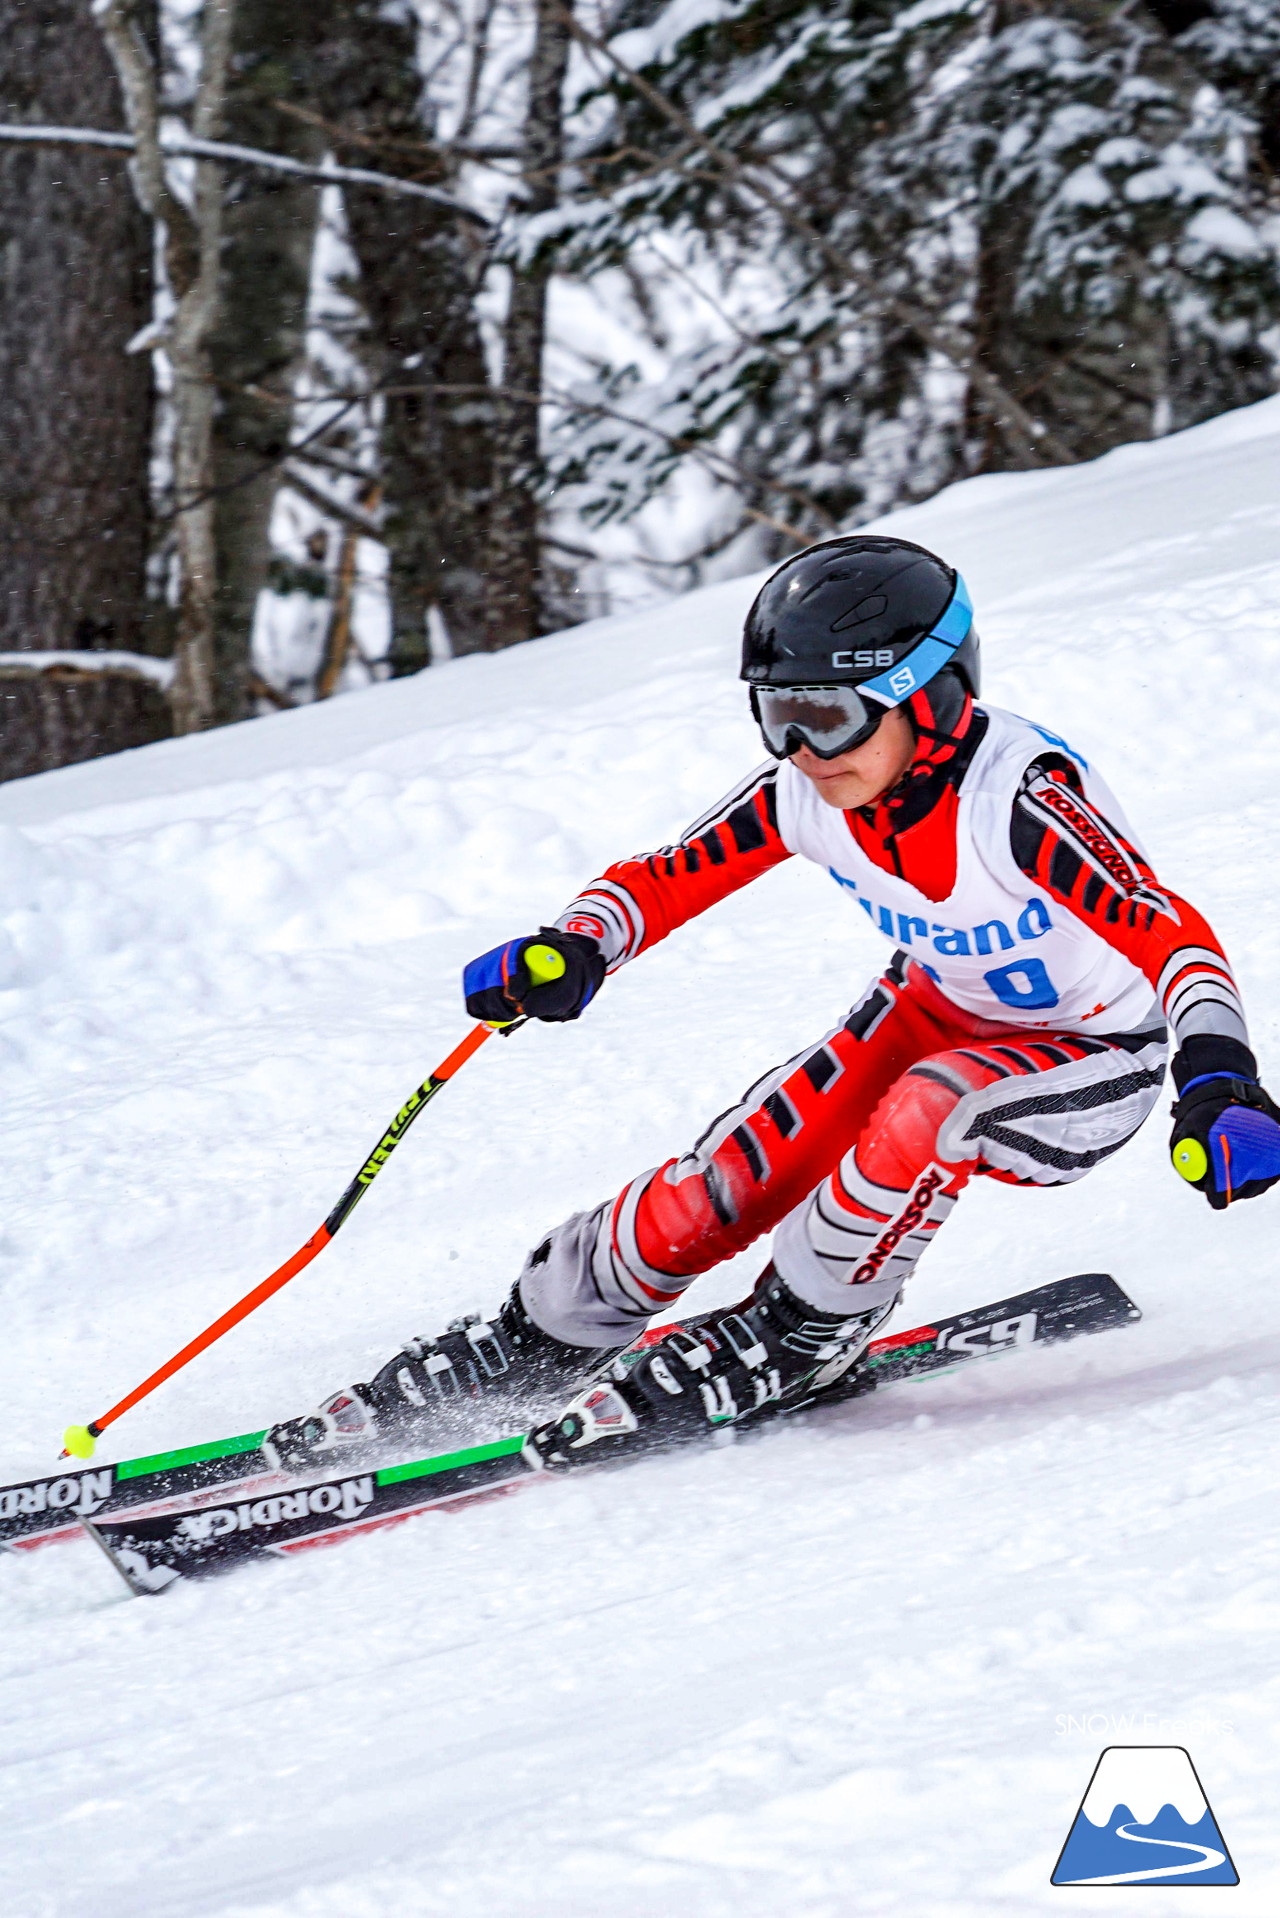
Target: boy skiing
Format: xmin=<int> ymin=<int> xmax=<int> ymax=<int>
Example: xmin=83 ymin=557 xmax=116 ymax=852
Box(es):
xmin=266 ymin=535 xmax=1280 ymax=1475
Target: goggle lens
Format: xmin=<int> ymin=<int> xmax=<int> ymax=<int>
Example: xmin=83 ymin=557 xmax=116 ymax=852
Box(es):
xmin=754 ymin=684 xmax=888 ymax=761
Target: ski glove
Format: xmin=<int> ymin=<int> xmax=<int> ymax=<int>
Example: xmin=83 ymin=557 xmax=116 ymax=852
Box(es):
xmin=463 ymin=927 xmax=606 ymax=1025
xmin=1169 ymin=1038 xmax=1280 ymax=1210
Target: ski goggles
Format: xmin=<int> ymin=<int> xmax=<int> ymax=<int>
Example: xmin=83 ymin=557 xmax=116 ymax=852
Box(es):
xmin=751 ymin=573 xmax=974 ymax=761
xmin=752 ymin=682 xmax=890 ymax=760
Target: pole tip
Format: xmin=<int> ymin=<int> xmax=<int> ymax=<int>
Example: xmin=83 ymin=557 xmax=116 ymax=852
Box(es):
xmin=62 ymin=1424 xmax=97 ymax=1460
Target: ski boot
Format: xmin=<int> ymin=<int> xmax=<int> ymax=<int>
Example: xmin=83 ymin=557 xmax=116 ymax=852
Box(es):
xmin=263 ymin=1286 xmax=606 ymax=1472
xmin=524 ymin=1265 xmax=895 ymax=1471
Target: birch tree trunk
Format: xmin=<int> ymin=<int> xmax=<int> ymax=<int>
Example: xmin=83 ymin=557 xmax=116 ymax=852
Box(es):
xmin=95 ymin=0 xmax=234 ymax=735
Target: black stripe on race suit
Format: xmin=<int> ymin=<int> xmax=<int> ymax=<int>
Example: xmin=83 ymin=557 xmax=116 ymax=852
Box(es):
xmin=83 ymin=1275 xmax=1141 ymax=1593
xmin=1050 ymin=840 xmax=1084 ymax=895
xmin=961 ymin=1066 xmax=1166 ymax=1173
xmin=802 ymin=1048 xmax=842 ymax=1093
xmin=679 ymin=763 xmax=778 ymax=847
xmin=954 ymin=1048 xmax=1016 ymax=1078
xmin=726 ymin=798 xmax=768 ymax=854
xmin=762 ymin=1089 xmax=801 ymax=1138
xmin=1093 ymin=1024 xmax=1167 ymax=1054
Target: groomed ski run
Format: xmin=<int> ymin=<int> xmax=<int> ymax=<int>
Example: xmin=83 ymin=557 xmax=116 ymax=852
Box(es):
xmin=2 ymin=398 xmax=1280 ymax=1913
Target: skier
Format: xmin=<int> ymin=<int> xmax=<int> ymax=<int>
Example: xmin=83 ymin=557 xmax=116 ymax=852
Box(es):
xmin=267 ymin=535 xmax=1280 ymax=1474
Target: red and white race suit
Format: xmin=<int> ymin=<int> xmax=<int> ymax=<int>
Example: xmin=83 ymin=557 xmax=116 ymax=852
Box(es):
xmin=516 ymin=700 xmax=1246 ymax=1347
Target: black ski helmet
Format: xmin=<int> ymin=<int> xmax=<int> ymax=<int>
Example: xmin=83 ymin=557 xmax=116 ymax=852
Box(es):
xmin=741 ymin=535 xmax=980 ymax=704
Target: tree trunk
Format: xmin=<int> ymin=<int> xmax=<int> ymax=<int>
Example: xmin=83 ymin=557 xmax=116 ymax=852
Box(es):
xmin=309 ymin=0 xmax=496 ymax=670
xmin=209 ymin=1 xmax=326 ymax=725
xmin=166 ymin=2 xmax=234 ymax=735
xmin=484 ymin=0 xmax=572 ymax=651
xmin=96 ymin=0 xmax=234 ymax=736
xmin=0 ymin=0 xmax=166 ymax=780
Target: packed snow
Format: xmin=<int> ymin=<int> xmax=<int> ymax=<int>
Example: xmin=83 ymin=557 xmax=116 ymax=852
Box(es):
xmin=3 ymin=397 xmax=1280 ymax=1915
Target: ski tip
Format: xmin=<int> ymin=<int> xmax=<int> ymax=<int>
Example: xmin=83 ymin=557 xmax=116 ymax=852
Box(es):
xmin=80 ymin=1518 xmax=181 ymax=1598
xmin=62 ymin=1424 xmax=96 ymax=1461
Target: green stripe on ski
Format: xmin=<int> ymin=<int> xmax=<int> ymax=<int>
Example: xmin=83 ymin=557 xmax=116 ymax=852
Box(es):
xmin=376 ymin=1435 xmax=526 ymax=1486
xmin=867 ymin=1339 xmax=934 ymax=1367
xmin=116 ymin=1430 xmax=268 ymax=1479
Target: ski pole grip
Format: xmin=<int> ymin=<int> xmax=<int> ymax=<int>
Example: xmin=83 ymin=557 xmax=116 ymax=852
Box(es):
xmin=483 ymin=942 xmax=567 ymax=1031
xmin=1172 ymin=1138 xmax=1208 ymax=1183
xmin=524 ymin=943 xmax=567 ymax=986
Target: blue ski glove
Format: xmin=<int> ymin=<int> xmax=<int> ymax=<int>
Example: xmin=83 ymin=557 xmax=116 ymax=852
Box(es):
xmin=464 ymin=927 xmax=606 ymax=1025
xmin=1169 ymin=1039 xmax=1280 ymax=1211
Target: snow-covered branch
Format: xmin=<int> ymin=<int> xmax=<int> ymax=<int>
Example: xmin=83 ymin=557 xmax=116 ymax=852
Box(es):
xmin=0 ymin=123 xmax=489 ymax=223
xmin=554 ymin=4 xmax=1078 ymax=470
xmin=0 ymin=652 xmax=176 ymax=690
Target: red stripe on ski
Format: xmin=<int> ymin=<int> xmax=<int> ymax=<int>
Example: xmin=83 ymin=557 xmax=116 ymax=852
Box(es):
xmin=868 ymin=1321 xmax=939 ymax=1352
xmin=6 ymin=1522 xmax=84 ymax=1552
xmin=272 ymin=1478 xmax=530 ymax=1553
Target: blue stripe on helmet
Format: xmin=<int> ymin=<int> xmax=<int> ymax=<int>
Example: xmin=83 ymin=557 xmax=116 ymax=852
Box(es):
xmin=858 ymin=573 xmax=973 ymax=708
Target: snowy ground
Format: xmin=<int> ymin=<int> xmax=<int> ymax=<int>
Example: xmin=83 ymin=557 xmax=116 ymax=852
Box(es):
xmin=3 ymin=398 xmax=1280 ymax=1914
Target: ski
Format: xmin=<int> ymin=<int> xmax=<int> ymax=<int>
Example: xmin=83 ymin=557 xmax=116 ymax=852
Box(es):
xmin=81 ymin=1272 xmax=1139 ymax=1594
xmin=0 ymin=1429 xmax=290 ymax=1554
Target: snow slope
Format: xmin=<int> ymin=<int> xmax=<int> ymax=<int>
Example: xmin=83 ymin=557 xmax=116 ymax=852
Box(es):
xmin=3 ymin=397 xmax=1280 ymax=1915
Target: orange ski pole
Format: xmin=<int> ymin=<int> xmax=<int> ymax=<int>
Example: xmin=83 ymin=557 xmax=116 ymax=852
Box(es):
xmin=61 ymin=948 xmax=566 ymax=1460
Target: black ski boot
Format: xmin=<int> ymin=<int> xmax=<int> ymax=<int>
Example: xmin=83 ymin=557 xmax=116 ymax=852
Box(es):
xmin=264 ymin=1287 xmax=605 ymax=1472
xmin=524 ymin=1266 xmax=895 ymax=1471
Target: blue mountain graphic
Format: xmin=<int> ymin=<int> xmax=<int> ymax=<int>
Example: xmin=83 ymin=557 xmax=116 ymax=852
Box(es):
xmin=1053 ymin=1802 xmax=1238 ymax=1885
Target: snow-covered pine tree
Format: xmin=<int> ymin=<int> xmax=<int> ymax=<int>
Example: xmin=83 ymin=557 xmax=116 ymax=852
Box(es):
xmin=539 ymin=0 xmax=1279 ymax=549
xmin=959 ymin=0 xmax=1280 ymax=461
xmin=539 ymin=0 xmax=978 ymax=552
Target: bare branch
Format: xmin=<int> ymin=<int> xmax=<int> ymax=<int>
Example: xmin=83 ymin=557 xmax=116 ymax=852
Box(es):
xmin=249 ymin=672 xmax=298 ymax=710
xmin=156 ymin=391 xmax=369 ymax=519
xmin=370 ymin=379 xmax=830 ymax=536
xmin=455 ymin=0 xmax=500 ymax=152
xmin=268 ymin=98 xmax=522 ymax=166
xmin=290 ymin=444 xmax=379 ymax=482
xmin=217 ymin=374 xmax=832 ymax=537
xmin=638 ymin=235 xmax=782 ymax=359
xmin=282 ymin=463 xmax=384 ymax=538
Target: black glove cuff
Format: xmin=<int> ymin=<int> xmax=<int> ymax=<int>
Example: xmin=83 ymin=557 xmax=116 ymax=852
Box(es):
xmin=1174 ymin=1076 xmax=1268 ymax=1122
xmin=537 ymin=926 xmax=602 ymax=964
xmin=1170 ymin=1033 xmax=1257 ymax=1095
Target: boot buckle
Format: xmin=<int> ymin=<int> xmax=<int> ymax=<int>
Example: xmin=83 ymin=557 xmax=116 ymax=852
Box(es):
xmin=465 ymin=1320 xmax=509 ymax=1378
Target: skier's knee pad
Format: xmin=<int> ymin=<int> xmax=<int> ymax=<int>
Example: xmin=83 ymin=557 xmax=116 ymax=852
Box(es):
xmin=856 ymin=1057 xmax=978 ymax=1190
xmin=632 ymin=1154 xmax=756 ymax=1278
